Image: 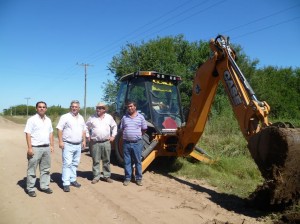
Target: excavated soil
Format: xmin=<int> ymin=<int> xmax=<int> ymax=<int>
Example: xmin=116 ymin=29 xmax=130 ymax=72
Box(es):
xmin=248 ymin=127 xmax=300 ymax=208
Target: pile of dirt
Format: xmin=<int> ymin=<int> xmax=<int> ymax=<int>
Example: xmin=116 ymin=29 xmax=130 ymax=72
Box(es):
xmin=274 ymin=211 xmax=300 ymax=224
xmin=248 ymin=127 xmax=300 ymax=208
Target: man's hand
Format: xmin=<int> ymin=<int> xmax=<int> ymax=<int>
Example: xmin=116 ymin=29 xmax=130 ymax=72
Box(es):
xmin=82 ymin=141 xmax=86 ymax=149
xmin=109 ymin=136 xmax=115 ymax=142
xmin=59 ymin=142 xmax=64 ymax=149
xmin=27 ymin=148 xmax=34 ymax=157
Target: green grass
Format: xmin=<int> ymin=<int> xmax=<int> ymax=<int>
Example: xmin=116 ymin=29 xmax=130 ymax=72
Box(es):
xmin=3 ymin=115 xmax=60 ymax=136
xmin=161 ymin=110 xmax=299 ymax=222
xmin=169 ymin=155 xmax=263 ymax=198
xmin=3 ymin=115 xmax=28 ymax=124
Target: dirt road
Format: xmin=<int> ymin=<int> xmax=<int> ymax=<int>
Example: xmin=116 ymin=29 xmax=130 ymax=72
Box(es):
xmin=0 ymin=116 xmax=267 ymax=224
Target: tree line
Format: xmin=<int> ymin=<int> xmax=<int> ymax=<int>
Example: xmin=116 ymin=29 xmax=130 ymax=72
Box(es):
xmin=2 ymin=105 xmax=96 ymax=118
xmin=3 ymin=35 xmax=299 ymax=122
xmin=104 ymin=34 xmax=300 ymax=121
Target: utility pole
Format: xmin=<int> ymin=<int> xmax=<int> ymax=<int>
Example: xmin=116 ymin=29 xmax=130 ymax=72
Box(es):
xmin=77 ymin=63 xmax=93 ymax=120
xmin=25 ymin=97 xmax=31 ymax=117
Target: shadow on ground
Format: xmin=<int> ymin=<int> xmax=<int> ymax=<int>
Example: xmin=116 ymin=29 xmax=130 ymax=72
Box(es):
xmin=144 ymin=158 xmax=267 ymax=219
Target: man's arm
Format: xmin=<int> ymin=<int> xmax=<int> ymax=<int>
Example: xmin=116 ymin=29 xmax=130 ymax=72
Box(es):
xmin=57 ymin=129 xmax=64 ymax=149
xmin=110 ymin=116 xmax=117 ymax=142
xmin=81 ymin=130 xmax=86 ymax=149
xmin=25 ymin=133 xmax=34 ymax=157
xmin=49 ymin=132 xmax=54 ymax=152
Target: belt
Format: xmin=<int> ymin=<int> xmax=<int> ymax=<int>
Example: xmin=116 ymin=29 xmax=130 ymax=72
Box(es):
xmin=32 ymin=144 xmax=49 ymax=147
xmin=93 ymin=139 xmax=109 ymax=143
xmin=64 ymin=141 xmax=82 ymax=145
xmin=124 ymin=139 xmax=141 ymax=143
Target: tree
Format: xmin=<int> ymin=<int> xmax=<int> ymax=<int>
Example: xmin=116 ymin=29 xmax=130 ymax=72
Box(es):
xmin=251 ymin=66 xmax=300 ymax=119
xmin=101 ymin=79 xmax=119 ymax=106
xmin=105 ymin=34 xmax=257 ymax=114
xmin=106 ymin=35 xmax=210 ymax=108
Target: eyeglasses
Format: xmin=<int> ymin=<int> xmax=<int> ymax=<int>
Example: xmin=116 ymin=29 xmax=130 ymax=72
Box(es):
xmin=96 ymin=106 xmax=105 ymax=110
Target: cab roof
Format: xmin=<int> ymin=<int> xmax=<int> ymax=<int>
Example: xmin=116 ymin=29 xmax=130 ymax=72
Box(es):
xmin=119 ymin=71 xmax=182 ymax=83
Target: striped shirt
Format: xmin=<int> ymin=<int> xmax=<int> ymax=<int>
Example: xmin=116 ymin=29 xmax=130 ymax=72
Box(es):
xmin=120 ymin=113 xmax=147 ymax=141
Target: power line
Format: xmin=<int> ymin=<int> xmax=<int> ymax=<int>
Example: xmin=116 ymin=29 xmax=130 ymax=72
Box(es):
xmin=232 ymin=16 xmax=300 ymax=40
xmin=34 ymin=1 xmax=300 ymax=96
xmin=220 ymin=3 xmax=300 ymax=34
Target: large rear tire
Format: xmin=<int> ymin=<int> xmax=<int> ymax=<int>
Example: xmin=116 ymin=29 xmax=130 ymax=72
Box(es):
xmin=114 ymin=131 xmax=124 ymax=166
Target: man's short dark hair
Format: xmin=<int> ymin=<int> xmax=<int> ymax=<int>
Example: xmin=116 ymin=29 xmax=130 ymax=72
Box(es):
xmin=126 ymin=100 xmax=136 ymax=106
xmin=36 ymin=101 xmax=47 ymax=108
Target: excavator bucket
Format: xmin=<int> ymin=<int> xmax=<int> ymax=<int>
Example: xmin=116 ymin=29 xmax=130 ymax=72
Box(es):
xmin=248 ymin=126 xmax=300 ymax=207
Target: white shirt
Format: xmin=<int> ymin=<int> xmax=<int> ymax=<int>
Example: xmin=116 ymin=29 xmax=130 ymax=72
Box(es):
xmin=24 ymin=114 xmax=53 ymax=146
xmin=56 ymin=112 xmax=86 ymax=143
xmin=86 ymin=113 xmax=117 ymax=141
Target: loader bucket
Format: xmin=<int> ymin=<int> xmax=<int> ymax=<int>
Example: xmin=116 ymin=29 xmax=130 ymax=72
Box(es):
xmin=248 ymin=126 xmax=300 ymax=208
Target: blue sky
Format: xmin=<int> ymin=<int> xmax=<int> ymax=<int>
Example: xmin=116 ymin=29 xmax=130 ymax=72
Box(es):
xmin=1 ymin=0 xmax=299 ymax=113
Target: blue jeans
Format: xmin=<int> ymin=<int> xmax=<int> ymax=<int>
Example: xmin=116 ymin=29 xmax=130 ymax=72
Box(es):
xmin=27 ymin=146 xmax=51 ymax=192
xmin=62 ymin=142 xmax=81 ymax=186
xmin=123 ymin=140 xmax=143 ymax=181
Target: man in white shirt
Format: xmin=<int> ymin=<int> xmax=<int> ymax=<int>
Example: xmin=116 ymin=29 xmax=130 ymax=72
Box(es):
xmin=56 ymin=100 xmax=86 ymax=192
xmin=86 ymin=102 xmax=117 ymax=184
xmin=24 ymin=101 xmax=54 ymax=197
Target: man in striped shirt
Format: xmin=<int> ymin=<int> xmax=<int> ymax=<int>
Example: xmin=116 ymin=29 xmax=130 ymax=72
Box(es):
xmin=120 ymin=100 xmax=147 ymax=186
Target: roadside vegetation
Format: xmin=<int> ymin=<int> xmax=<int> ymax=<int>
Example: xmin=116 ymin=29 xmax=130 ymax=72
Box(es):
xmin=173 ymin=107 xmax=264 ymax=199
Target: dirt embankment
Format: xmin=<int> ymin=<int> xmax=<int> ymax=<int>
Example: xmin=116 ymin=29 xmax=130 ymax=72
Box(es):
xmin=0 ymin=116 xmax=270 ymax=224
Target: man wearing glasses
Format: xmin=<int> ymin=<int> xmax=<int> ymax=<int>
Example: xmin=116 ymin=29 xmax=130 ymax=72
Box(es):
xmin=86 ymin=102 xmax=117 ymax=184
xmin=24 ymin=101 xmax=54 ymax=197
xmin=56 ymin=100 xmax=86 ymax=192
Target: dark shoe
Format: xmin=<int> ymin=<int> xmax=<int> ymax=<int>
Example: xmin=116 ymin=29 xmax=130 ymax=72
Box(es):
xmin=103 ymin=177 xmax=113 ymax=183
xmin=70 ymin=181 xmax=81 ymax=188
xmin=41 ymin=188 xmax=53 ymax=194
xmin=136 ymin=180 xmax=143 ymax=186
xmin=91 ymin=179 xmax=99 ymax=184
xmin=50 ymin=177 xmax=54 ymax=182
xmin=63 ymin=185 xmax=70 ymax=192
xmin=123 ymin=180 xmax=130 ymax=186
xmin=28 ymin=191 xmax=36 ymax=197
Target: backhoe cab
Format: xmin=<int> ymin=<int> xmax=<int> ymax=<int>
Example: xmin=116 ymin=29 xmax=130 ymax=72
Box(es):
xmin=114 ymin=71 xmax=211 ymax=169
xmin=115 ymin=71 xmax=183 ymax=132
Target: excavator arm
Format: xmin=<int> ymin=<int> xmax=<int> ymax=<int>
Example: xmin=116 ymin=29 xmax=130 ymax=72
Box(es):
xmin=177 ymin=35 xmax=272 ymax=155
xmin=177 ymin=35 xmax=300 ymax=206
